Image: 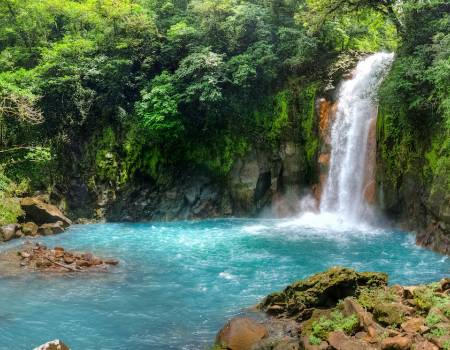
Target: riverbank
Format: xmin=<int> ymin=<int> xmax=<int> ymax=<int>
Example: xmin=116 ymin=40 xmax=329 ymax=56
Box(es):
xmin=0 ymin=197 xmax=72 ymax=244
xmin=214 ymin=267 xmax=450 ymax=350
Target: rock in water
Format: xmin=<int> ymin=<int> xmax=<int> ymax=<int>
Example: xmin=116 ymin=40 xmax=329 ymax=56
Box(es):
xmin=33 ymin=339 xmax=70 ymax=350
xmin=21 ymin=222 xmax=39 ymax=236
xmin=215 ymin=317 xmax=268 ymax=350
xmin=20 ymin=197 xmax=72 ymax=227
xmin=260 ymin=267 xmax=387 ymax=320
xmin=0 ymin=224 xmax=18 ymax=241
xmin=38 ymin=222 xmax=65 ymax=235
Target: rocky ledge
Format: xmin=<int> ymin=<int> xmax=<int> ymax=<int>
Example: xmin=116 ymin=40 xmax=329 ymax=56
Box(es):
xmin=214 ymin=267 xmax=450 ymax=350
xmin=0 ymin=197 xmax=72 ymax=243
xmin=0 ymin=242 xmax=118 ymax=274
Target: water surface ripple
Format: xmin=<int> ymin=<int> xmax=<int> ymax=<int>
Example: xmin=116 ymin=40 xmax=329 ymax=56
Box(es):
xmin=0 ymin=219 xmax=448 ymax=349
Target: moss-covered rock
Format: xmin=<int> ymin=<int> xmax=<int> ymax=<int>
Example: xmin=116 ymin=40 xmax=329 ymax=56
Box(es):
xmin=259 ymin=267 xmax=387 ymax=321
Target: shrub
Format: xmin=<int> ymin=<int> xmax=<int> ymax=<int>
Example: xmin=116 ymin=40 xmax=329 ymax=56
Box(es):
xmin=308 ymin=311 xmax=359 ymax=344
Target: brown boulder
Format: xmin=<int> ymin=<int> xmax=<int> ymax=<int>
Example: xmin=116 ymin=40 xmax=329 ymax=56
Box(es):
xmin=215 ymin=317 xmax=268 ymax=350
xmin=343 ymin=298 xmax=384 ymax=337
xmin=21 ymin=197 xmax=71 ymax=227
xmin=380 ymin=335 xmax=412 ymax=350
xmin=33 ymin=339 xmax=70 ymax=350
xmin=373 ymin=302 xmax=411 ymax=327
xmin=0 ymin=224 xmax=18 ymax=241
xmin=21 ymin=222 xmax=39 ymax=236
xmin=412 ymin=340 xmax=438 ymax=350
xmin=401 ymin=318 xmax=426 ymax=334
xmin=260 ymin=267 xmax=387 ymax=320
xmin=327 ymin=331 xmax=377 ymax=350
xmin=38 ymin=222 xmax=65 ymax=236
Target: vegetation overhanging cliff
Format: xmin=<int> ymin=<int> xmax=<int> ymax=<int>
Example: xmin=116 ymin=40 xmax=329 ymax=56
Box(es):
xmin=0 ymin=1 xmax=448 ymax=252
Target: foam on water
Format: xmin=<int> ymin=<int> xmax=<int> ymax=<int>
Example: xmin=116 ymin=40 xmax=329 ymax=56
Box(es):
xmin=0 ymin=220 xmax=448 ymax=349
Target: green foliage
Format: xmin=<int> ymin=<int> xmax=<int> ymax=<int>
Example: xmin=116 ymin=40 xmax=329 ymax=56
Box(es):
xmin=429 ymin=327 xmax=448 ymax=338
xmin=357 ymin=287 xmax=397 ymax=311
xmin=0 ymin=170 xmax=24 ymax=226
xmin=377 ymin=0 xmax=450 ymax=210
xmin=308 ymin=310 xmax=360 ymax=343
xmin=136 ymin=71 xmax=184 ymax=143
xmin=426 ymin=312 xmax=442 ymax=328
xmin=443 ymin=340 xmax=450 ymax=350
xmin=412 ymin=285 xmax=450 ymax=314
xmin=3 ymin=0 xmax=445 ymax=209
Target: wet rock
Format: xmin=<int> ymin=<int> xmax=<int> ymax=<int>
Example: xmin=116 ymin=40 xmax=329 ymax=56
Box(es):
xmin=21 ymin=197 xmax=72 ymax=227
xmin=260 ymin=267 xmax=387 ymax=321
xmin=33 ymin=339 xmax=70 ymax=350
xmin=11 ymin=243 xmax=118 ymax=273
xmin=104 ymin=258 xmax=119 ymax=265
xmin=215 ymin=317 xmax=268 ymax=350
xmin=21 ymin=222 xmax=39 ymax=236
xmin=38 ymin=222 xmax=65 ymax=236
xmin=380 ymin=335 xmax=412 ymax=350
xmin=0 ymin=224 xmax=18 ymax=241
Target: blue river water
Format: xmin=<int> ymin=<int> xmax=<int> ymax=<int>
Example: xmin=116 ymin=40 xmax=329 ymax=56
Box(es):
xmin=0 ymin=218 xmax=449 ymax=349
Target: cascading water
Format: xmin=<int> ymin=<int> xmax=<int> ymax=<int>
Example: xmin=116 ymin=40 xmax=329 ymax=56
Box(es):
xmin=319 ymin=52 xmax=394 ymax=224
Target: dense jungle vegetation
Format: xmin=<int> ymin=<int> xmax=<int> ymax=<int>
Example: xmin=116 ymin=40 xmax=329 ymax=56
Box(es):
xmin=0 ymin=0 xmax=448 ymax=224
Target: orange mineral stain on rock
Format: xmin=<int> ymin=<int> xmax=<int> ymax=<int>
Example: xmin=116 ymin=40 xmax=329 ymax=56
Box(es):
xmin=318 ymin=98 xmax=337 ymax=143
xmin=314 ymin=98 xmax=337 ymax=207
xmin=362 ymin=108 xmax=378 ymax=205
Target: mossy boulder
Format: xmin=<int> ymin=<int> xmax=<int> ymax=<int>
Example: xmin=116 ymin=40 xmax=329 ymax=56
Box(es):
xmin=259 ymin=267 xmax=387 ymax=321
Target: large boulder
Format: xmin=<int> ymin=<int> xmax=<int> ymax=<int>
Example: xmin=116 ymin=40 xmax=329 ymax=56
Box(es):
xmin=33 ymin=339 xmax=70 ymax=350
xmin=0 ymin=224 xmax=18 ymax=241
xmin=215 ymin=317 xmax=268 ymax=350
xmin=260 ymin=267 xmax=387 ymax=321
xmin=20 ymin=197 xmax=71 ymax=227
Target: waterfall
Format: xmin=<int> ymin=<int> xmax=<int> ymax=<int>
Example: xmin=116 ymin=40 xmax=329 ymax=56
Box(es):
xmin=320 ymin=52 xmax=394 ymax=224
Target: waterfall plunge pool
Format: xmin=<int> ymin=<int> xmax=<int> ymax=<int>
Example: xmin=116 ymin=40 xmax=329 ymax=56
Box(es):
xmin=0 ymin=219 xmax=448 ymax=349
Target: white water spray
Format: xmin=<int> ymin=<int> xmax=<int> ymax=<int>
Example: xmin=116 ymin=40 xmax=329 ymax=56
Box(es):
xmin=320 ymin=52 xmax=394 ymax=224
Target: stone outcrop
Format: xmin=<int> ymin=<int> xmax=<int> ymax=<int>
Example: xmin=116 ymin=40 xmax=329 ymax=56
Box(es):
xmin=260 ymin=267 xmax=387 ymax=320
xmin=20 ymin=197 xmax=72 ymax=227
xmin=105 ymin=172 xmax=232 ymax=221
xmin=215 ymin=268 xmax=450 ymax=350
xmin=0 ymin=197 xmax=72 ymax=244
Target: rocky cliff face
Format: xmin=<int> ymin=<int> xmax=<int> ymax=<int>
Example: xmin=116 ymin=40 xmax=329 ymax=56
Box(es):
xmin=52 ymin=79 xmax=322 ymax=222
xmin=376 ymin=111 xmax=450 ymax=255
